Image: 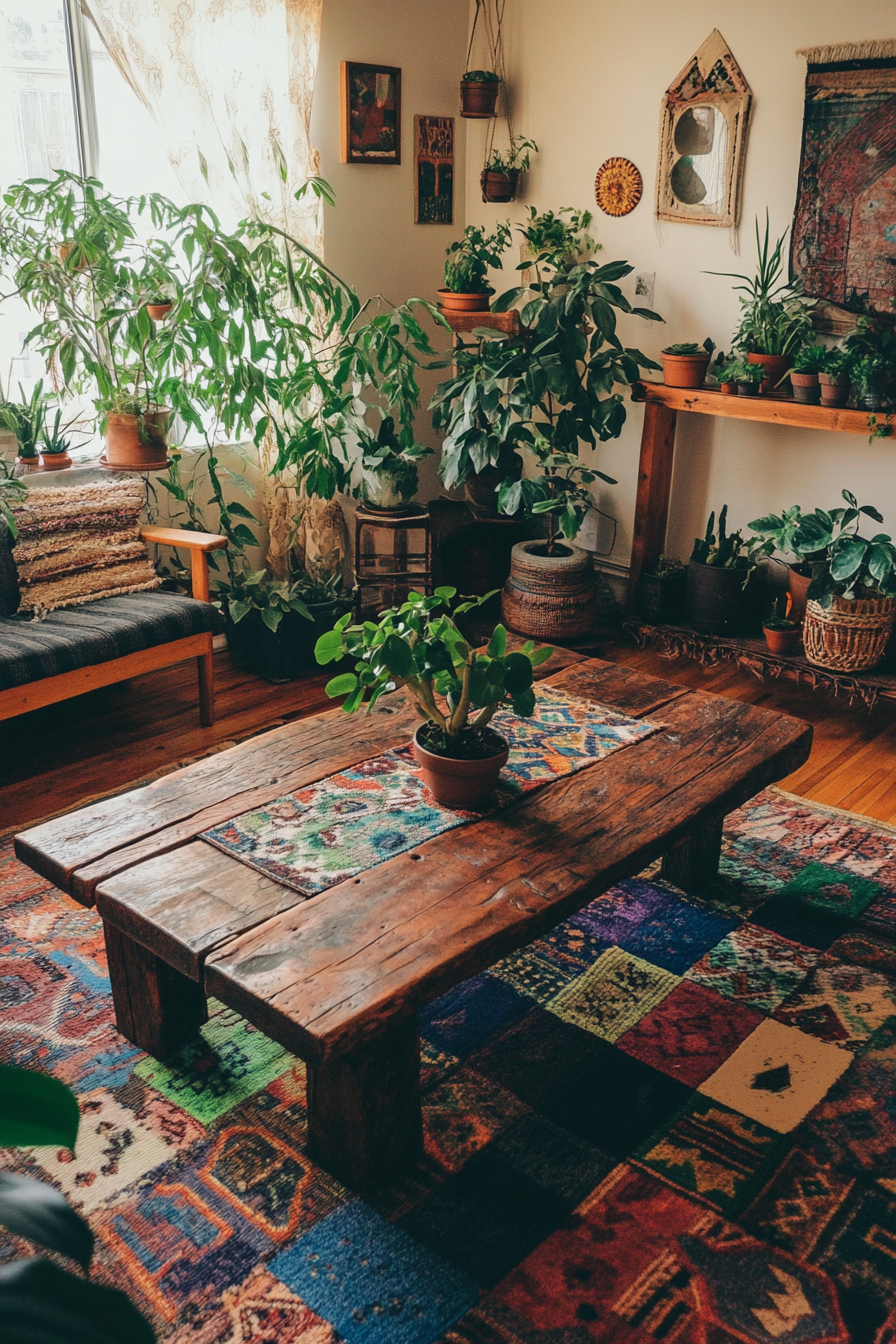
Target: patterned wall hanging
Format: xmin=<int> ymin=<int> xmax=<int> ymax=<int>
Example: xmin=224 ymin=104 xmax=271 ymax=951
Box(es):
xmin=656 ymin=29 xmax=751 ymax=229
xmin=594 ymin=158 xmax=643 ymax=216
xmin=414 ymin=116 xmax=454 ymax=224
xmin=791 ymin=40 xmax=896 ymax=334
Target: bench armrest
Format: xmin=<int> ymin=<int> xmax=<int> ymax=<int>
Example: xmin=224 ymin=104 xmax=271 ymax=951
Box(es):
xmin=140 ymin=526 xmax=228 ymax=603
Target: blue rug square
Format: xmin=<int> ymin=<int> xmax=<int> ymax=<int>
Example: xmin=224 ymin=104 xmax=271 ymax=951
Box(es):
xmin=570 ymin=878 xmax=740 ymax=974
xmin=270 ymin=1200 xmax=477 ymax=1344
xmin=419 ymin=974 xmax=528 ymax=1058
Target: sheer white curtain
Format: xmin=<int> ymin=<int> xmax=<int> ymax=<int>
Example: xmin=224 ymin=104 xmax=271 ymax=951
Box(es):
xmin=80 ymin=0 xmax=324 ymax=251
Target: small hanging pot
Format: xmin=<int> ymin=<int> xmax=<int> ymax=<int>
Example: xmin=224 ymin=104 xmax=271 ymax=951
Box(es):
xmin=480 ymin=169 xmax=519 ymax=203
xmin=460 ymin=77 xmax=501 ymax=118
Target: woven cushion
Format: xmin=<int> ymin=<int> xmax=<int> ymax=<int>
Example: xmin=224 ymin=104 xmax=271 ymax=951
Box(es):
xmin=12 ymin=480 xmax=160 ymax=612
xmin=0 ymin=592 xmax=219 ymax=690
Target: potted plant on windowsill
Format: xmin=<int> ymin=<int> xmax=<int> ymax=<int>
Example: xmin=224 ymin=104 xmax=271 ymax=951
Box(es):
xmin=0 ymin=380 xmax=48 ymax=470
xmin=687 ymin=505 xmax=764 ymax=636
xmin=763 ymin=598 xmax=801 ymax=655
xmin=100 ymin=396 xmax=171 ymax=470
xmin=438 ymin=222 xmax=511 ymax=314
xmin=792 ymin=491 xmax=896 ymax=672
xmin=37 ymin=408 xmax=87 ymax=470
xmin=460 ymin=70 xmax=502 ymax=118
xmin=480 ymin=137 xmax=538 ymax=204
xmin=316 ymin=587 xmax=552 ymax=808
xmin=357 ymin=414 xmax=430 ymax=513
xmin=635 ymin=553 xmax=686 ymax=624
xmin=661 ymin=339 xmax=715 ymax=389
xmin=790 ymin=344 xmax=826 ymax=404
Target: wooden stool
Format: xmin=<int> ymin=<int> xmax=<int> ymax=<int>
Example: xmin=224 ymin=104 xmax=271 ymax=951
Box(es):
xmin=354 ymin=506 xmax=433 ymax=616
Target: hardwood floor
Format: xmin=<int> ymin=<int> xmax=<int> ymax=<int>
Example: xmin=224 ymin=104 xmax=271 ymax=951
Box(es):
xmin=3 ymin=634 xmax=896 ymax=831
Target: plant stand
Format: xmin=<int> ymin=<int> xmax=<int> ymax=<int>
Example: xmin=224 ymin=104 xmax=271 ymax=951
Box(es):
xmin=354 ymin=505 xmax=433 ymax=617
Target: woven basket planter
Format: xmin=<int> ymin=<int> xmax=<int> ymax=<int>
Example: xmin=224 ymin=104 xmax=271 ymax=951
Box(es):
xmin=803 ymin=595 xmax=896 ymax=672
xmin=501 ymin=540 xmax=597 ymax=641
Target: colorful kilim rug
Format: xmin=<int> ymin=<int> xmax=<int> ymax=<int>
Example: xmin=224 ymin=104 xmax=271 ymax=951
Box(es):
xmin=201 ymin=686 xmax=659 ymax=894
xmin=5 ymin=787 xmax=896 ymax=1341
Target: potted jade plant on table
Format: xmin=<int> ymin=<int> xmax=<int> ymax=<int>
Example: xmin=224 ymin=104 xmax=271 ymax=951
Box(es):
xmin=460 ymin=70 xmax=502 ymax=118
xmin=762 ymin=597 xmax=801 ymax=655
xmin=480 ymin=137 xmax=538 ymax=203
xmin=687 ymin=505 xmax=764 ymax=636
xmin=438 ymin=222 xmax=512 ymax=314
xmin=661 ymin=339 xmax=715 ymax=389
xmin=316 ymin=587 xmax=551 ymax=807
xmin=790 ymin=345 xmax=826 ymax=404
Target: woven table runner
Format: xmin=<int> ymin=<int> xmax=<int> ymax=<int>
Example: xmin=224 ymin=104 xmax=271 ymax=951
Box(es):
xmin=201 ymin=686 xmax=659 ymax=895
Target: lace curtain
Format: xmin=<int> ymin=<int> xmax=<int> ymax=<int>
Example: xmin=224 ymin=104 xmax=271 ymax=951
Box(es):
xmin=80 ymin=0 xmax=336 ymax=577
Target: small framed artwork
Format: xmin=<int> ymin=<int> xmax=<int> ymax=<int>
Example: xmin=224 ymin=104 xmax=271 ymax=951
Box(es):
xmin=341 ymin=61 xmax=401 ymax=165
xmin=414 ymin=115 xmax=454 ymax=224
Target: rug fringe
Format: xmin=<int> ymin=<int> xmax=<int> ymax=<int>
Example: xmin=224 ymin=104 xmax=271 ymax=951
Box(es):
xmin=768 ymin=784 xmax=896 ymax=836
xmin=797 ymin=39 xmax=896 ymax=64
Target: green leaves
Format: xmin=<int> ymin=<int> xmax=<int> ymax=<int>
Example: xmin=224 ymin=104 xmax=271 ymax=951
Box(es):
xmin=0 ymin=1258 xmax=156 ymax=1344
xmin=0 ymin=1064 xmax=80 ymax=1149
xmin=382 ymin=633 xmax=416 ymax=679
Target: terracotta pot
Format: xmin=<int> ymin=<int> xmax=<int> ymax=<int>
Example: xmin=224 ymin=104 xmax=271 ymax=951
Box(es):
xmin=502 ymin=539 xmax=597 ymax=641
xmin=460 ymin=80 xmax=500 ymax=118
xmin=480 ymin=169 xmax=519 ymax=203
xmin=38 ymin=452 xmax=72 ymax=471
xmin=437 ymin=288 xmax=494 ymax=314
xmin=819 ymin=372 xmax=850 ymax=408
xmin=719 ymin=382 xmax=737 ymax=395
xmin=413 ymin=725 xmax=508 ymax=809
xmin=464 ymin=448 xmax=523 ymax=517
xmin=14 ymin=455 xmax=41 ymax=471
xmin=790 ymin=370 xmax=820 ymax=405
xmin=661 ymin=352 xmax=710 ymax=389
xmin=57 ymin=242 xmax=88 ymax=270
xmin=747 ymin=353 xmax=791 ymax=394
xmin=786 ymin=567 xmax=812 ymax=623
xmin=763 ymin=625 xmax=801 ymax=656
xmin=103 ymin=409 xmax=170 ymax=469
xmin=146 ymin=303 xmax=173 ymax=321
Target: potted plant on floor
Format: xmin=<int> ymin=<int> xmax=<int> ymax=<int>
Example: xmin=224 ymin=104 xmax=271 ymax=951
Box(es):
xmin=218 ymin=565 xmax=316 ymax=683
xmin=661 ymin=339 xmax=715 ymax=389
xmin=687 ymin=505 xmax=764 ymax=636
xmin=763 ymin=597 xmax=801 ymax=655
xmin=460 ymin=69 xmax=502 ymax=118
xmin=315 ymin=587 xmax=551 ymax=807
xmin=793 ymin=490 xmax=896 ymax=671
xmin=635 ymin=553 xmax=687 ymax=624
xmin=480 ymin=137 xmax=538 ymax=203
xmin=790 ymin=344 xmax=826 ymax=404
xmin=357 ymin=414 xmax=430 ymax=513
xmin=747 ymin=504 xmax=816 ymax=622
xmin=819 ymin=348 xmax=851 ymax=408
xmin=438 ymin=222 xmax=512 ymax=314
xmin=709 ymin=212 xmax=815 ymax=393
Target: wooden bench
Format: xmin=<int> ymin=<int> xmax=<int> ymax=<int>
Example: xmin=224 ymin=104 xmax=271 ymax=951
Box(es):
xmin=0 ymin=526 xmax=227 ymax=727
xmin=15 ymin=653 xmax=812 ymax=1191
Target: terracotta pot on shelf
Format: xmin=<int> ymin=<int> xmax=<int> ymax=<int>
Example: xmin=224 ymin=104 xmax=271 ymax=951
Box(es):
xmin=763 ymin=625 xmax=801 ymax=656
xmin=786 ymin=566 xmax=812 ymax=622
xmin=819 ymin=372 xmax=850 ymax=408
xmin=719 ymin=382 xmax=737 ymax=396
xmin=146 ymin=302 xmax=173 ymax=321
xmin=38 ymin=452 xmax=72 ymax=471
xmin=661 ymin=352 xmax=711 ymax=389
xmin=502 ymin=539 xmax=597 ymax=641
xmin=460 ymin=79 xmax=501 ymax=118
xmin=102 ymin=408 xmax=170 ymax=470
xmin=437 ymin=288 xmax=494 ymax=314
xmin=413 ymin=725 xmax=508 ymax=809
xmin=747 ymin=353 xmax=791 ymax=394
xmin=790 ymin=371 xmax=820 ymax=405
xmin=480 ymin=169 xmax=519 ymax=203
xmin=14 ymin=455 xmax=41 ymax=472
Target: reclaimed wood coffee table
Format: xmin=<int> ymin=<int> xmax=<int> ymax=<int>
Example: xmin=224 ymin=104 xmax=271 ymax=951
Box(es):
xmin=16 ymin=651 xmax=812 ymax=1191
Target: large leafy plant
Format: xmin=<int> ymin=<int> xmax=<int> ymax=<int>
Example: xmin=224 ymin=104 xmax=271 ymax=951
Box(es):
xmin=443 ymin=222 xmax=512 ymax=295
xmin=708 ymin=212 xmax=815 ymax=357
xmin=792 ymin=491 xmax=896 ymax=608
xmin=315 ymin=587 xmax=551 ymax=751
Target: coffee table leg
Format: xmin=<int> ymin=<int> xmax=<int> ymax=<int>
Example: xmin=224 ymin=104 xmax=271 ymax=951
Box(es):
xmin=661 ymin=815 xmax=725 ymax=892
xmin=306 ymin=1017 xmax=423 ymax=1192
xmin=104 ymin=921 xmax=208 ymax=1058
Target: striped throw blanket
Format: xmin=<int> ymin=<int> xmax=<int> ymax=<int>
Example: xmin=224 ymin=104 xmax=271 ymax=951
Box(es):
xmin=12 ymin=480 xmax=160 ymax=612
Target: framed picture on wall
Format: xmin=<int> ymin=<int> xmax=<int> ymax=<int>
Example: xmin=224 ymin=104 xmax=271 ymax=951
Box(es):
xmin=414 ymin=115 xmax=454 ymax=224
xmin=341 ymin=61 xmax=401 ymax=165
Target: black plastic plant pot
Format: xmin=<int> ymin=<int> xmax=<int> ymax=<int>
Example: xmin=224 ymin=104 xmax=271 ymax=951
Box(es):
xmin=686 ymin=561 xmax=762 ymax=637
xmin=635 ymin=569 xmax=687 ymax=625
xmin=225 ymin=599 xmax=352 ymax=683
xmin=736 ymin=380 xmax=760 ymax=397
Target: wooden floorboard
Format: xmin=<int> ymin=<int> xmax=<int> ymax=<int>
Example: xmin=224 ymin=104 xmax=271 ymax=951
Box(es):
xmin=4 ymin=634 xmax=896 ymax=831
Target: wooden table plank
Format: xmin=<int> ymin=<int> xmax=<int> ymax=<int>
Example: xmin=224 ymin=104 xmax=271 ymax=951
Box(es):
xmin=186 ymin=691 xmax=811 ymax=1062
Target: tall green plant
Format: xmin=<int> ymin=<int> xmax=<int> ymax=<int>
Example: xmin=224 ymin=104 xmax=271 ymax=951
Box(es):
xmin=707 ymin=212 xmax=815 ymax=357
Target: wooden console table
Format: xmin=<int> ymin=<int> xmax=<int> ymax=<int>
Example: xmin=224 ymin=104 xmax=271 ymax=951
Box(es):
xmin=626 ymin=382 xmax=881 ymax=613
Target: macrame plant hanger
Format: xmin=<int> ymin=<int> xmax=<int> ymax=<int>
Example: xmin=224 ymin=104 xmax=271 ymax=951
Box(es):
xmin=480 ymin=0 xmax=514 ymax=180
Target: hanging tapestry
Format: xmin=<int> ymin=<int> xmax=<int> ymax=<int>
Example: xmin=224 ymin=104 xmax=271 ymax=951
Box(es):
xmin=414 ymin=115 xmax=454 ymax=224
xmin=791 ymin=41 xmax=896 ymax=330
xmin=656 ymin=29 xmax=751 ymax=229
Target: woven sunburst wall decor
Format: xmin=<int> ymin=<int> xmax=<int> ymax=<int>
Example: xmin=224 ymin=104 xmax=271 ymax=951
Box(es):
xmin=594 ymin=158 xmax=643 ymax=216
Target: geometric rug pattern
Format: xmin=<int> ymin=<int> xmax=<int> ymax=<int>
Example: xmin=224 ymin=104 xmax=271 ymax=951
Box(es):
xmin=4 ymin=787 xmax=896 ymax=1342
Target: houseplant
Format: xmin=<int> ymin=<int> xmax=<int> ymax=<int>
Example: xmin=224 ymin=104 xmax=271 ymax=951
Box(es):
xmin=37 ymin=408 xmax=82 ymax=470
xmin=635 ymin=553 xmax=686 ymax=624
xmin=0 ymin=380 xmax=48 ymax=468
xmin=763 ymin=598 xmax=801 ymax=655
xmin=715 ymin=358 xmax=740 ymax=395
xmin=732 ymin=359 xmax=765 ymax=397
xmin=661 ymin=339 xmax=715 ymax=389
xmin=687 ymin=505 xmax=763 ymax=635
xmin=792 ymin=490 xmax=896 ymax=671
xmin=145 ymin=292 xmax=174 ymax=321
xmin=709 ymin=212 xmax=815 ymax=392
xmin=843 ymin=312 xmax=896 ymax=412
xmin=747 ymin=503 xmax=815 ymax=622
xmin=850 ymin=355 xmax=892 ymax=413
xmin=790 ymin=344 xmax=826 ymax=404
xmin=517 ymin=206 xmax=598 ymax=273
xmin=819 ymin=348 xmax=850 ymax=408
xmin=480 ymin=136 xmax=538 ymax=203
xmin=315 ymin=587 xmax=551 ymax=807
xmin=357 ymin=414 xmax=430 ymax=512
xmin=438 ymin=221 xmax=512 ymax=313
xmin=460 ymin=69 xmax=502 ymax=118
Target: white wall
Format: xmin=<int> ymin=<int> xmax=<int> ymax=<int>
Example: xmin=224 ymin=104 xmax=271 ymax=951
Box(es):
xmin=464 ymin=0 xmax=896 ymax=571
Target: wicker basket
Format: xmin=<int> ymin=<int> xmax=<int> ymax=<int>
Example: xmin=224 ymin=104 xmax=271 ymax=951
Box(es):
xmin=803 ymin=595 xmax=896 ymax=672
xmin=501 ymin=540 xmax=597 ymax=641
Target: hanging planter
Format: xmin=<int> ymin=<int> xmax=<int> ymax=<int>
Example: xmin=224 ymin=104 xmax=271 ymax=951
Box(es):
xmin=461 ymin=72 xmax=502 ymax=118
xmin=480 ymin=136 xmax=537 ymax=205
xmin=480 ymin=169 xmax=518 ymax=203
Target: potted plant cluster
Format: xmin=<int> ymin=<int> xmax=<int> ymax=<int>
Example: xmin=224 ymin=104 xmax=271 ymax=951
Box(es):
xmin=438 ymin=222 xmax=512 ymax=313
xmin=480 ymin=137 xmax=538 ymax=203
xmin=790 ymin=344 xmax=826 ymax=404
xmin=315 ymin=587 xmax=552 ymax=807
xmin=763 ymin=597 xmax=801 ymax=655
xmin=687 ymin=505 xmax=763 ymax=636
xmin=635 ymin=553 xmax=687 ymax=625
xmin=661 ymin=339 xmax=715 ymax=389
xmin=460 ymin=69 xmax=502 ymax=118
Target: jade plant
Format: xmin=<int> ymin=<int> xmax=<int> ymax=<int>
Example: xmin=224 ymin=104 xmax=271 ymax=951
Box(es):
xmin=315 ymin=587 xmax=551 ymax=757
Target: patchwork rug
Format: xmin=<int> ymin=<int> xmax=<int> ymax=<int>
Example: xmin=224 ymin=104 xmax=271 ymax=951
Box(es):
xmin=3 ymin=788 xmax=896 ymax=1342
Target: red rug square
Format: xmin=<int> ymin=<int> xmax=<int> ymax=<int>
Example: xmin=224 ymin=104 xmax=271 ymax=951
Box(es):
xmin=617 ymin=979 xmax=763 ymax=1086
